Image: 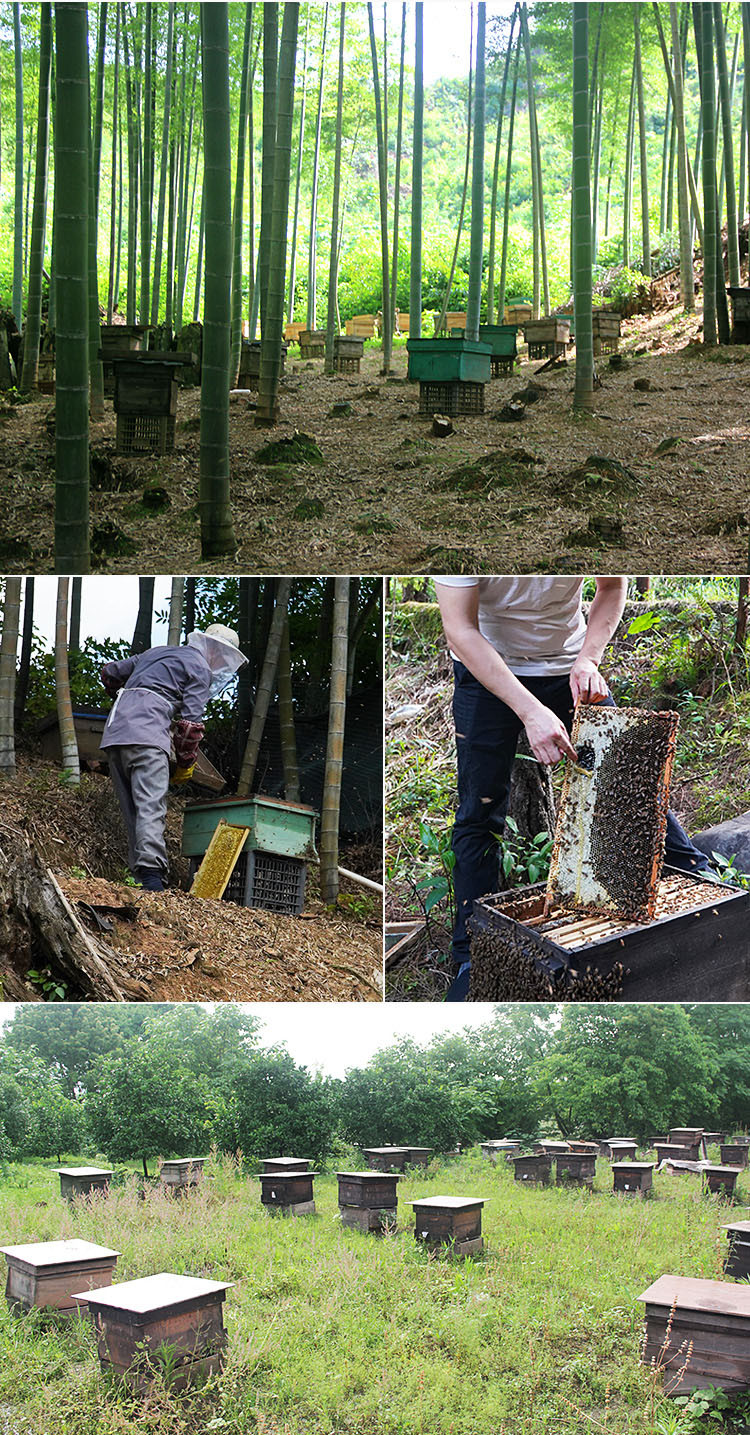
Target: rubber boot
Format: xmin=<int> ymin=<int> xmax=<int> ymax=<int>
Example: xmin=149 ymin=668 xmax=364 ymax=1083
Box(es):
xmin=136 ymin=868 xmax=165 ymax=892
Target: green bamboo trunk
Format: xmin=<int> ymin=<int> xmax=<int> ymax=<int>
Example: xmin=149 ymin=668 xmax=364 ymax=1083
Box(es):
xmin=713 ymin=2 xmax=740 ymax=287
xmin=287 ymin=8 xmax=309 ymax=324
xmin=199 ymin=1 xmax=236 ymax=555
xmin=54 ymin=0 xmax=90 ymax=575
xmin=231 ymin=5 xmax=254 ymax=385
xmin=487 ymin=11 xmax=518 ymax=324
xmin=150 ymin=0 xmax=175 ymax=326
xmin=20 ymin=3 xmax=52 ymax=393
xmin=633 ymin=9 xmax=651 ymax=276
xmin=106 ymin=4 xmax=121 ymax=324
xmin=667 ymin=1 xmax=695 ymax=310
xmin=623 ymin=58 xmax=636 ymax=270
xmin=572 ymin=3 xmax=594 ymax=412
xmin=278 ymin=614 xmax=300 ymax=803
xmin=389 ymin=5 xmax=407 ymax=334
xmin=237 ymin=578 xmax=292 ymax=797
xmin=259 ymin=3 xmax=278 ymax=340
xmin=0 ymin=579 xmax=22 ymax=776
xmin=306 ymin=7 xmax=328 ymax=331
xmin=499 ymin=31 xmax=522 ymax=319
xmin=167 ymin=577 xmax=184 ymax=646
xmin=320 ymin=578 xmax=350 ymax=905
xmin=697 ymin=1 xmax=718 ymax=344
xmin=256 ymin=1 xmax=299 ymax=426
xmin=324 ymin=4 xmax=347 ymax=376
xmin=368 ymin=3 xmax=392 ymax=369
xmin=466 ymin=2 xmax=486 ymax=342
xmin=12 ymin=5 xmax=24 ymax=329
xmin=409 ymin=2 xmax=424 ymax=340
xmin=55 ymin=578 xmax=80 ymax=785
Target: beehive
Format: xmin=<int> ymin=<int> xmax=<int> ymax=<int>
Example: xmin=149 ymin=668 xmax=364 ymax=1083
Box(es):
xmin=607 ymin=1140 xmax=638 ymax=1161
xmin=723 ymin=1221 xmax=750 ymax=1279
xmin=654 ymin=1143 xmax=698 ymax=1164
xmin=523 ymin=316 xmax=570 ymax=359
xmin=299 ymin=328 xmax=325 ymax=358
xmin=591 ymin=310 xmax=621 ymax=354
xmin=468 ymin=867 xmax=748 ymax=1002
xmin=727 ymin=286 xmax=750 ymax=344
xmin=612 ymin=1162 xmax=654 ymax=1196
xmin=261 ymin=1157 xmax=311 ymax=1174
xmin=670 ymin=1128 xmax=704 ymax=1147
xmin=404 ymin=1147 xmax=433 ymax=1167
xmin=567 ymin=1141 xmax=600 ymax=1156
xmin=513 ymin=1153 xmax=551 ymax=1186
xmin=74 ymin=1272 xmax=233 ymax=1393
xmin=183 ymin=795 xmax=317 ymax=915
xmin=337 ymin=1171 xmax=401 ymax=1231
xmin=547 ymin=705 xmax=679 ymax=925
xmin=2 ymin=1238 xmax=119 ymax=1313
xmin=638 ymin=1274 xmax=750 ymax=1394
xmin=159 ymin=1158 xmax=207 ymax=1191
xmin=256 ymin=1170 xmax=315 ymax=1215
xmin=481 ymin=1141 xmax=521 ymax=1162
xmin=409 ymin=1196 xmax=486 ymax=1257
xmin=406 ymin=336 xmax=491 ymax=386
xmin=55 ymin=1167 xmax=112 ymax=1202
xmin=702 ymin=1166 xmax=740 ymax=1197
xmin=535 ymin=1141 xmax=571 ymax=1157
xmin=555 ymin=1151 xmax=596 ymax=1187
xmin=477 ymin=323 xmax=519 ymax=375
xmin=112 ymin=353 xmax=187 ymax=456
xmin=721 ymin=1144 xmax=749 ymax=1169
xmin=433 ymin=310 xmax=467 ymax=335
xmin=333 ymin=335 xmax=364 ymax=373
xmin=362 ymin=1147 xmax=410 ymax=1173
xmin=99 ymin=322 xmax=148 ymax=395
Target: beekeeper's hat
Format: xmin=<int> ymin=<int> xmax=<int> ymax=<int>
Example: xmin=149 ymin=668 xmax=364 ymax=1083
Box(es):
xmin=186 ymin=625 xmax=248 ymax=680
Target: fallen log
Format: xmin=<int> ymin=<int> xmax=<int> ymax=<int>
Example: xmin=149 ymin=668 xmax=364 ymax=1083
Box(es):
xmin=0 ymin=829 xmax=139 ymax=1001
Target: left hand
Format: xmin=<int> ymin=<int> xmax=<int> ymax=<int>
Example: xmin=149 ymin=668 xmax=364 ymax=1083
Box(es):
xmin=569 ymin=656 xmax=609 ymax=705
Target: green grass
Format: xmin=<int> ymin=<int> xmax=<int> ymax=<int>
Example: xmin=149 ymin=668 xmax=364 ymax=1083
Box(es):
xmin=0 ymin=1150 xmax=747 ymax=1433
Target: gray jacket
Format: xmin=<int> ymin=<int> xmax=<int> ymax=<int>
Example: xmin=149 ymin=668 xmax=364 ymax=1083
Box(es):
xmin=100 ymin=646 xmax=212 ymax=755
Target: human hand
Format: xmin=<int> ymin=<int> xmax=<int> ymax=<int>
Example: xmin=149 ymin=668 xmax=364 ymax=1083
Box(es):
xmin=569 ymin=656 xmax=609 ymax=705
xmin=523 ymin=705 xmax=578 ymax=765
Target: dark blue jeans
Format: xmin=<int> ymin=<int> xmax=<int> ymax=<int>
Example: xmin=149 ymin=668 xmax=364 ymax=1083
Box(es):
xmin=450 ymin=661 xmax=710 ymax=967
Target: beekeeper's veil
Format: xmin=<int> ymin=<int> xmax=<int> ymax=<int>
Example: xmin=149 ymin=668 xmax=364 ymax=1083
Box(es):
xmin=186 ymin=624 xmax=248 ymax=698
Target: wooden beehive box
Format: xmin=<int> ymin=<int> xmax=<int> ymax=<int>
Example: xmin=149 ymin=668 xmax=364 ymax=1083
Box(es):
xmin=723 ymin=1221 xmax=750 ymax=1280
xmin=638 ymin=1274 xmax=750 ymax=1394
xmin=362 ymin=1147 xmax=410 ymax=1173
xmin=481 ymin=1141 xmax=520 ymax=1162
xmin=113 ymin=354 xmax=182 ymax=416
xmin=513 ymin=1154 xmax=551 ymax=1186
xmin=2 ymin=1238 xmax=119 ymax=1313
xmin=607 ymin=1141 xmax=638 ymax=1161
xmin=256 ymin=1171 xmax=315 ymax=1215
xmin=612 ymin=1162 xmax=654 ymax=1196
xmin=727 ymin=286 xmax=750 ymax=343
xmin=74 ymin=1272 xmax=233 ymax=1393
xmin=703 ymin=1165 xmax=740 ymax=1197
xmin=670 ymin=1128 xmax=704 ymax=1146
xmin=469 ymin=867 xmax=749 ymax=1002
xmin=535 ymin=1141 xmax=571 ymax=1156
xmin=555 ymin=1152 xmax=596 ymax=1187
xmin=337 ymin=1171 xmax=401 ymax=1231
xmin=433 ymin=310 xmax=467 ymax=335
xmin=262 ymin=1157 xmax=311 ymax=1174
xmin=523 ymin=316 xmax=570 ymax=357
xmin=299 ymin=328 xmax=325 ymax=357
xmin=409 ymin=1196 xmax=486 ymax=1257
xmin=722 ymin=1144 xmax=749 ymax=1168
xmin=654 ymin=1143 xmax=697 ymax=1164
xmin=159 ymin=1157 xmax=207 ymax=1191
xmin=591 ymin=310 xmax=621 ymax=353
xmin=345 ymin=314 xmax=378 ymax=338
xmin=504 ymin=300 xmax=533 ymax=324
xmin=567 ymin=1141 xmax=600 ymax=1155
xmin=404 ymin=1147 xmax=433 ymax=1167
xmin=284 ymin=321 xmax=305 ymax=344
xmin=704 ymin=1132 xmax=728 ymax=1146
xmin=55 ymin=1167 xmax=112 ymax=1201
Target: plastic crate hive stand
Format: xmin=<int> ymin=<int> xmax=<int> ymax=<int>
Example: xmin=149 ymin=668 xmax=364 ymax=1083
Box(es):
xmin=182 ymin=795 xmax=316 ymax=916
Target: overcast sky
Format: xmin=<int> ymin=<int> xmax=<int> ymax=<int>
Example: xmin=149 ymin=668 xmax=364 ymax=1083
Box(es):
xmin=0 ymin=1003 xmax=496 ymax=1079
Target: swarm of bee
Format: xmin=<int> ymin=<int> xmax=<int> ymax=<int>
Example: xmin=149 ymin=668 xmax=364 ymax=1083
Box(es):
xmin=467 ymin=924 xmax=625 ymax=1003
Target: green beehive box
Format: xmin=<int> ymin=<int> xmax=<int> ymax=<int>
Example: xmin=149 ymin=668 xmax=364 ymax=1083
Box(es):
xmin=182 ymin=795 xmax=317 ymax=862
xmin=478 ymin=324 xmax=518 ymax=358
xmin=406 ymin=337 xmax=492 ymax=384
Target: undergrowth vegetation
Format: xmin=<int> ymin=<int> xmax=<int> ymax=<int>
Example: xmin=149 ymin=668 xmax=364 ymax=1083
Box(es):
xmin=1 ymin=1149 xmax=749 ymax=1434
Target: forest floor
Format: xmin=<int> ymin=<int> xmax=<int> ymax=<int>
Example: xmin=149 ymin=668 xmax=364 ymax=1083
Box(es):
xmin=385 ymin=593 xmax=750 ymax=1001
xmin=0 ymin=756 xmax=382 ymax=1004
xmin=2 ymin=303 xmax=749 ymax=576
xmin=1 ymin=1149 xmax=747 ymax=1435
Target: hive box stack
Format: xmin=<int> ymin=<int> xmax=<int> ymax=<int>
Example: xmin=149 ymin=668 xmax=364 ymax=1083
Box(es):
xmin=55 ymin=1167 xmax=113 ymax=1201
xmin=723 ymin=1222 xmax=750 ymax=1279
xmin=408 ymin=1197 xmax=486 ymax=1258
xmin=159 ymin=1158 xmax=207 ymax=1192
xmin=257 ymin=1170 xmax=316 ymax=1216
xmin=337 ymin=1171 xmax=401 ymax=1232
xmin=362 ymin=1147 xmax=410 ymax=1173
xmin=513 ymin=1154 xmax=552 ymax=1186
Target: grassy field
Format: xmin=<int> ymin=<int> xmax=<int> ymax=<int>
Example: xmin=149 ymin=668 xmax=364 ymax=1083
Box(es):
xmin=0 ymin=1149 xmax=748 ymax=1434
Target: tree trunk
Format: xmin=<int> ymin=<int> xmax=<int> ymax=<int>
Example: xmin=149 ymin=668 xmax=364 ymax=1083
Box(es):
xmin=623 ymin=58 xmax=636 ymax=270
xmin=167 ymin=578 xmax=184 ymax=646
xmin=320 ymin=579 xmax=349 ymax=904
xmin=258 ymin=3 xmax=278 ymax=341
xmin=199 ymin=1 xmax=236 ymax=556
xmin=14 ymin=577 xmax=35 ymax=726
xmin=508 ymin=734 xmax=556 ymax=840
xmin=286 ymin=9 xmax=308 ymax=326
xmin=572 ymin=4 xmax=594 ymax=413
xmin=409 ymin=2 xmax=424 ymax=341
xmin=713 ymin=2 xmax=740 ymax=288
xmin=256 ymin=2 xmax=299 ymax=427
xmin=734 ymin=577 xmax=749 ymax=656
xmin=277 ymin=614 xmax=300 ymax=802
xmin=55 ymin=578 xmax=80 ymax=785
xmin=465 ymin=2 xmax=486 ymax=343
xmin=107 ymin=4 xmax=121 ymax=324
xmin=150 ymin=0 xmax=175 ymax=327
xmin=666 ymin=2 xmax=695 ymax=311
xmin=389 ymin=5 xmax=407 ymax=335
xmin=697 ymin=0 xmax=718 ymax=345
xmin=237 ymin=578 xmax=292 ymax=796
xmin=20 ymin=3 xmax=52 ymax=393
xmin=521 ymin=2 xmax=549 ymax=314
xmin=367 ymin=3 xmax=392 ymax=370
xmin=131 ymin=577 xmax=154 ymax=654
xmin=324 ymin=4 xmax=346 ymax=376
xmin=54 ymin=1 xmax=90 ymax=576
xmin=435 ymin=20 xmax=473 ymax=337
xmin=0 ymin=579 xmax=22 ymax=777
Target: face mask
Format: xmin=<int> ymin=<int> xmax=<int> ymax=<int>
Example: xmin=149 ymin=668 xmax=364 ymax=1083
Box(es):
xmin=185 ymin=631 xmax=247 ymax=699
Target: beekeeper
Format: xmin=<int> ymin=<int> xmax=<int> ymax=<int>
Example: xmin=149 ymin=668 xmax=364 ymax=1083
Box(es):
xmin=99 ymin=624 xmax=247 ymax=892
xmin=434 ymin=576 xmax=713 ymax=1001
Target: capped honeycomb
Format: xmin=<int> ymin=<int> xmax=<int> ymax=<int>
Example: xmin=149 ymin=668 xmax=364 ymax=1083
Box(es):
xmin=546 ymin=703 xmax=679 ymax=924
xmin=190 ymin=820 xmax=250 ymax=900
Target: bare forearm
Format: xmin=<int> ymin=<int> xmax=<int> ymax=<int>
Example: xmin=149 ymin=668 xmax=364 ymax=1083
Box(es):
xmin=580 ymin=578 xmax=627 ymax=665
xmin=444 ymin=624 xmax=547 ymax=725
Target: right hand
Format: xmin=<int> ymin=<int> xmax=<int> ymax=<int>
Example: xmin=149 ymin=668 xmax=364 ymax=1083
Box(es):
xmin=523 ymin=705 xmax=578 ymax=766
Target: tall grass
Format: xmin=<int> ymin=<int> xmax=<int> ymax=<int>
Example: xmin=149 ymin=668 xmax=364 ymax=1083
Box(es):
xmin=0 ymin=1149 xmax=744 ymax=1434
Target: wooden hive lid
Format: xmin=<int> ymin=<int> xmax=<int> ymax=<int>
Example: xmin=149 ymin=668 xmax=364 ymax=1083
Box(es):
xmin=611 ymin=1162 xmax=655 ymax=1172
xmin=336 ymin=1170 xmax=403 ymax=1181
xmin=638 ymin=1274 xmax=750 ymax=1317
xmin=261 ymin=1156 xmax=311 ymax=1166
xmin=704 ymin=1165 xmax=740 ymax=1176
xmin=255 ymin=1170 xmax=314 ymax=1182
xmin=722 ymin=1220 xmax=750 ymax=1234
xmin=405 ymin=1147 xmax=433 ymax=1153
xmin=409 ymin=1195 xmax=487 ymax=1210
xmin=161 ymin=1156 xmax=208 ymax=1167
xmin=1 ymin=1238 xmax=120 ymax=1266
xmin=362 ymin=1147 xmax=410 ymax=1155
xmin=54 ymin=1166 xmax=113 ymax=1177
xmin=73 ymin=1272 xmax=233 ymax=1317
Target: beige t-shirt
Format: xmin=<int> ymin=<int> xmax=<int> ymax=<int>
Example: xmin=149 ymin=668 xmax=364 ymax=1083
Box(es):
xmin=434 ymin=576 xmax=587 ymax=675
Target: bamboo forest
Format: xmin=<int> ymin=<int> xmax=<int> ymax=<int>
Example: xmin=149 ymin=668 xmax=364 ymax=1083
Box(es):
xmin=0 ymin=1 xmax=749 ymax=575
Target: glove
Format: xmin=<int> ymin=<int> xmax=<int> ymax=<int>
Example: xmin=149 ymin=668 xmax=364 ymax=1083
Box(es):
xmin=174 ymin=719 xmax=204 ymax=765
xmin=171 ymin=764 xmax=195 ymax=786
xmin=101 ymin=665 xmax=126 ymax=698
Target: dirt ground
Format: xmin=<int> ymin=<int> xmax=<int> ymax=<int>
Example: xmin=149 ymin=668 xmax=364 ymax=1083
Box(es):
xmin=0 ymin=757 xmax=383 ymax=1003
xmin=3 ymin=304 xmax=749 ymax=575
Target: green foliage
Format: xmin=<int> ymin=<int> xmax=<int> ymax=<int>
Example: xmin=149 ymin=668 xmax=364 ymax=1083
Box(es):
xmin=495 ymin=814 xmax=553 ymax=887
xmin=414 ymin=819 xmax=456 ymax=923
xmin=21 ymin=635 xmax=130 ymax=727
